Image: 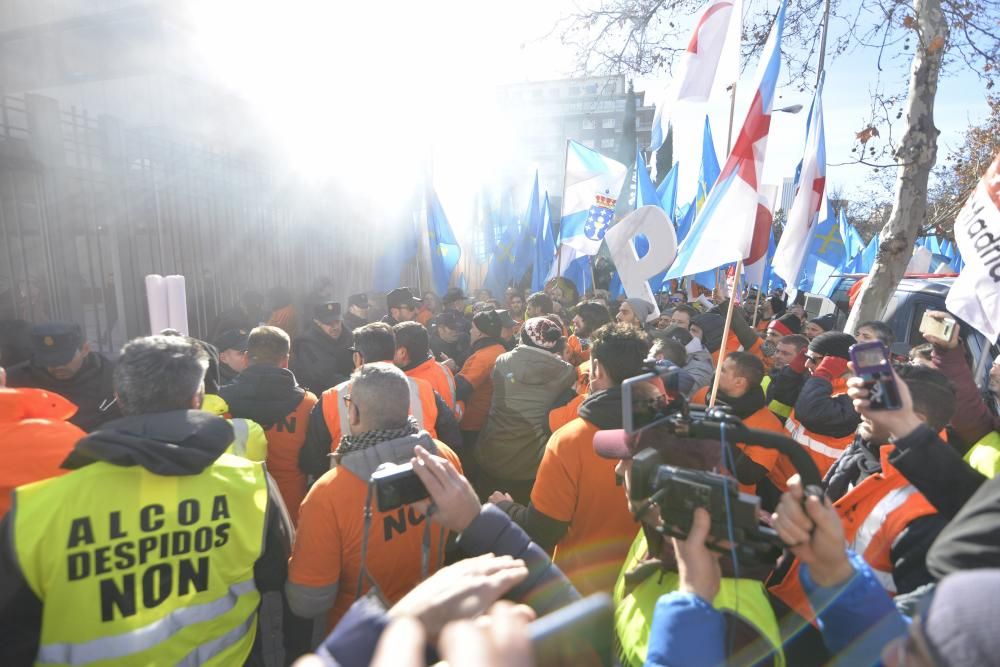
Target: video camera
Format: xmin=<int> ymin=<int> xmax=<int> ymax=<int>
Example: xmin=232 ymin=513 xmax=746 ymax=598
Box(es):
xmin=613 ymin=360 xmax=823 ymax=562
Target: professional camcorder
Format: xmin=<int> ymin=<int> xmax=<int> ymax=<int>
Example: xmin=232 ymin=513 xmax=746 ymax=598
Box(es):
xmin=595 ymin=360 xmax=823 ymax=563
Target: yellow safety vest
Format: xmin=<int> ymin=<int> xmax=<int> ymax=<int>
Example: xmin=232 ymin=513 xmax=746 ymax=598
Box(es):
xmin=12 ymin=453 xmax=268 ymax=666
xmin=964 ymin=431 xmax=1000 ymax=479
xmin=202 ymin=394 xmax=269 ymax=462
xmin=612 ymin=530 xmax=784 ymax=667
xmin=761 ymin=375 xmax=792 ymax=419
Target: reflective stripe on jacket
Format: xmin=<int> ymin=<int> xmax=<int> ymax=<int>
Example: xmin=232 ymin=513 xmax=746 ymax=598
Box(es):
xmin=321 ymin=374 xmax=438 ymax=462
xmin=12 ymin=453 xmax=268 ymax=666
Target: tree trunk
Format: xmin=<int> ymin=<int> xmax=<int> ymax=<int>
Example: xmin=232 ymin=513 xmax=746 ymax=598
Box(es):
xmin=844 ymin=0 xmax=949 ymax=333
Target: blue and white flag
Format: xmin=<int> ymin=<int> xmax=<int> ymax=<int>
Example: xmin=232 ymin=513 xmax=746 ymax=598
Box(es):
xmin=558 ymin=141 xmax=629 ymax=257
xmin=532 ymin=193 xmax=557 ymax=293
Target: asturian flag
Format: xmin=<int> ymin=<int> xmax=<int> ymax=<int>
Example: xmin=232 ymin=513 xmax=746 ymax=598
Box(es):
xmin=665 ymin=0 xmax=788 ymax=280
xmin=773 ymin=76 xmax=827 ymax=285
xmin=650 ymin=0 xmax=739 ymax=152
xmin=558 ymin=140 xmax=629 ymax=256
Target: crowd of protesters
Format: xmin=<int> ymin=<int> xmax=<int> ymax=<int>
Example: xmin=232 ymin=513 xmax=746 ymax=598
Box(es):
xmin=1 ymin=277 xmax=999 ymax=667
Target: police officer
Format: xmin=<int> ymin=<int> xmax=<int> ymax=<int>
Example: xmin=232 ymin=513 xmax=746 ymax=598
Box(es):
xmin=430 ymin=310 xmax=472 ymax=369
xmin=215 ymin=329 xmax=249 ymax=385
xmin=442 ymin=287 xmax=468 ymax=316
xmin=4 ymin=322 xmax=119 ymax=432
xmin=0 ymin=335 xmax=300 ymax=665
xmin=290 ymin=302 xmax=354 ymax=395
xmin=381 ymin=288 xmax=421 ymax=326
xmin=344 ymin=293 xmax=370 ymax=332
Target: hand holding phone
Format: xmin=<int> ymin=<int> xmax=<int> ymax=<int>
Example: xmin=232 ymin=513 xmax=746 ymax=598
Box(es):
xmin=849 ymin=342 xmax=902 ymax=410
xmin=919 ymin=311 xmax=959 ymax=349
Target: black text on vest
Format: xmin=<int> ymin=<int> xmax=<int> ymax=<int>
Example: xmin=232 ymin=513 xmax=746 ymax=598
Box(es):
xmin=382 ymin=506 xmax=427 ymax=541
xmin=64 ymin=495 xmax=234 ymax=622
xmin=273 ymin=415 xmax=297 ymax=433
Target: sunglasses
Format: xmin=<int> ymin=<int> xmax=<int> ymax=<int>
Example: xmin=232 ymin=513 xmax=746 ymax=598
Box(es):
xmin=804 ymin=354 xmax=824 ymax=365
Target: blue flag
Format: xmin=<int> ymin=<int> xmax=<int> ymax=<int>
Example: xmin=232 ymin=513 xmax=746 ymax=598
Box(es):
xmin=848 ymin=234 xmax=878 ymax=273
xmin=797 ymin=197 xmax=846 ymax=297
xmin=426 ymin=185 xmax=461 ymax=296
xmin=532 ymin=193 xmax=557 ymax=292
xmin=484 ymin=191 xmax=520 ymax=295
xmin=373 ymin=189 xmax=420 ymax=292
xmin=690 ymin=116 xmax=721 ymax=290
xmin=513 ymin=173 xmax=542 ymax=285
xmin=839 ymin=206 xmax=864 ymax=264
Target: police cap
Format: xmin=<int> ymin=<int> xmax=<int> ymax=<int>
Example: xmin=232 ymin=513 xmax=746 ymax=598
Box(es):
xmin=30 ymin=322 xmax=84 ymax=367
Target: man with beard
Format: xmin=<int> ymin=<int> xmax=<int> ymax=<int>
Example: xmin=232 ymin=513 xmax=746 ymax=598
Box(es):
xmin=430 ymin=310 xmax=471 ymax=370
xmin=5 ymin=322 xmax=119 ymax=432
xmin=344 ymin=293 xmax=370 ymax=332
xmin=566 ymin=301 xmax=611 ymax=365
xmin=290 ymin=302 xmax=354 ymax=394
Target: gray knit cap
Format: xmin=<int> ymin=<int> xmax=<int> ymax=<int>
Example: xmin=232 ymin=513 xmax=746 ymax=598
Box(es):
xmin=624 ymin=298 xmax=656 ymax=323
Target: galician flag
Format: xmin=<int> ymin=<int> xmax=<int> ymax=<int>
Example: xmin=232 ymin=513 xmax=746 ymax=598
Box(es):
xmin=650 ymin=0 xmax=739 ymax=152
xmin=666 ymin=0 xmax=788 ymax=280
xmin=773 ymin=75 xmax=827 ymax=285
xmin=558 ymin=140 xmax=629 ymax=257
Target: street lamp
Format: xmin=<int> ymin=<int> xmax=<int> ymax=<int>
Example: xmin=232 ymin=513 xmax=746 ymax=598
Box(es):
xmin=775 ymin=104 xmax=804 ymax=114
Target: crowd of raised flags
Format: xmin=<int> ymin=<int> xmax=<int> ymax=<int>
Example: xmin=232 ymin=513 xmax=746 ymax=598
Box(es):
xmin=383 ymin=0 xmax=972 ymax=342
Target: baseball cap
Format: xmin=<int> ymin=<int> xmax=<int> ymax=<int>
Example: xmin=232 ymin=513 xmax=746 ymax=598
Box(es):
xmin=30 ymin=322 xmax=84 ymax=367
xmin=436 ymin=311 xmax=470 ymax=331
xmin=443 ymin=287 xmax=466 ymax=305
xmin=495 ymin=309 xmax=517 ymax=328
xmin=387 ymin=288 xmax=421 ymax=309
xmin=215 ymin=329 xmax=250 ymax=353
xmin=314 ymin=302 xmax=343 ymax=324
xmin=348 ymin=293 xmax=370 ymax=309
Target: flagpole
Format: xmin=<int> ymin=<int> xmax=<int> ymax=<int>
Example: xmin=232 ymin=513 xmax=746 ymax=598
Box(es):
xmin=751 ymin=285 xmax=763 ymax=326
xmin=709 ymin=258 xmax=744 ymax=407
xmin=555 ymin=139 xmax=571 ymax=280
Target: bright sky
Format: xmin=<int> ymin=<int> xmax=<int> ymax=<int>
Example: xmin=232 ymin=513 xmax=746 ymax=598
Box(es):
xmin=185 ymin=0 xmax=992 ymax=238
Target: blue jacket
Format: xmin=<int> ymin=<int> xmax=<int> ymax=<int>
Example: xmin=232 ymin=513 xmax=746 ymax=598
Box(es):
xmin=315 ymin=505 xmax=580 ymax=666
xmin=645 ymin=551 xmax=909 ymax=667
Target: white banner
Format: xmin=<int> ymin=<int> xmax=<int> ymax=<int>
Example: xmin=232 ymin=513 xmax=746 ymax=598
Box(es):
xmin=605 ymin=206 xmax=679 ymax=322
xmin=946 ymin=152 xmax=1000 ymax=343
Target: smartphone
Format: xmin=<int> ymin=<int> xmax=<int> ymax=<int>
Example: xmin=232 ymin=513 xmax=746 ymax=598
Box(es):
xmin=530 ymin=593 xmax=613 ymax=666
xmin=919 ymin=311 xmax=956 ymax=340
xmin=849 ymin=341 xmax=902 ymax=411
xmin=370 ymin=462 xmax=429 ymax=512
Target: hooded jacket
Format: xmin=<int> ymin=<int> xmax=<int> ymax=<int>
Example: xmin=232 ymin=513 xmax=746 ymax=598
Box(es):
xmin=290 ymin=320 xmax=354 ymax=395
xmin=5 ymin=353 xmax=120 ymax=432
xmin=0 ymin=409 xmax=300 ymax=666
xmin=220 ymin=365 xmax=306 ymax=428
xmin=475 ymin=345 xmax=576 ymax=481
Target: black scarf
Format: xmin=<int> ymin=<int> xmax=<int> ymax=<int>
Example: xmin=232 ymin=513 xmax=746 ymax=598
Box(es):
xmin=335 ymin=417 xmax=419 ymax=459
xmin=713 ymin=385 xmax=767 ymax=420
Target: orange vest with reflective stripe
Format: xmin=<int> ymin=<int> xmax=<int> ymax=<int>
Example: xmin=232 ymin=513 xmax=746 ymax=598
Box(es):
xmin=264 ymin=392 xmax=317 ymax=526
xmin=321 ymin=375 xmax=438 ymax=457
xmin=769 ymin=445 xmax=937 ymax=620
xmin=768 ymin=378 xmax=853 ymax=491
xmin=407 ymin=357 xmax=459 ymax=418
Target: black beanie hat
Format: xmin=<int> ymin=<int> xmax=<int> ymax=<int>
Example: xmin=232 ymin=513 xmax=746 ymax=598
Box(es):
xmin=808 ymin=313 xmax=837 ymax=333
xmin=472 ymin=310 xmax=503 ymax=339
xmin=661 ymin=325 xmax=693 ymax=347
xmin=809 ymin=331 xmax=857 ymax=361
xmin=691 ymin=313 xmax=726 ymax=353
xmin=770 ymin=313 xmax=802 ymax=336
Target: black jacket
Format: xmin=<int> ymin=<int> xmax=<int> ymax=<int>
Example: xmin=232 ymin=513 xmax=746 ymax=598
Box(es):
xmin=823 ymin=434 xmax=947 ymax=595
xmin=0 ymin=409 xmax=301 ymax=666
xmin=793 ymin=375 xmax=860 ymax=438
xmin=290 ymin=321 xmax=354 ymax=395
xmin=765 ymin=366 xmax=806 ymax=418
xmin=219 ymin=361 xmax=240 ymax=387
xmin=429 ymin=330 xmax=471 ymax=368
xmin=5 ymin=353 xmax=120 ymax=432
xmin=928 ymin=464 xmax=1000 ymax=579
xmin=219 ymin=365 xmax=307 ymax=428
xmin=343 ymin=312 xmax=368 ymax=333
